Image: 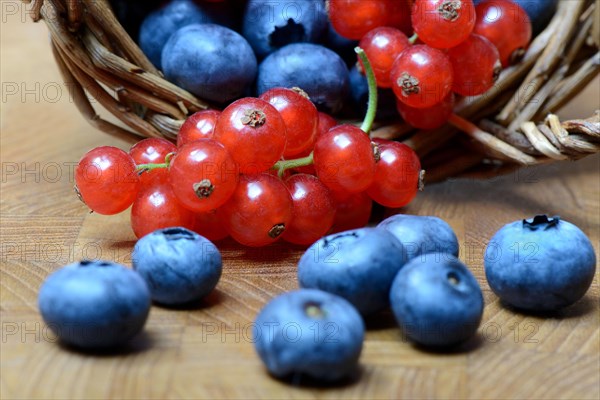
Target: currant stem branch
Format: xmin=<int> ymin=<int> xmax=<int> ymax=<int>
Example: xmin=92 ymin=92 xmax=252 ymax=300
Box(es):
xmin=355 ymin=47 xmax=377 ymax=136
xmin=409 ymin=33 xmax=418 ymax=45
xmin=273 ymin=152 xmax=314 ymax=178
xmin=272 ymin=49 xmax=377 ymax=178
xmin=135 ymin=162 xmax=169 ymax=173
xmin=135 ymin=152 xmax=175 ymax=173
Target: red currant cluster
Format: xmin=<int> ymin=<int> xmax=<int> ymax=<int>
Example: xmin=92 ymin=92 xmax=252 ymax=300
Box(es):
xmin=75 ymin=67 xmax=421 ymax=247
xmin=74 ymin=0 xmax=532 ymax=248
xmin=334 ymin=0 xmax=532 ymax=129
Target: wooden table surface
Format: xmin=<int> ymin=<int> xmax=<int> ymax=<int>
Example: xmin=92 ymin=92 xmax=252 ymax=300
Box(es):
xmin=1 ymin=8 xmax=599 ymax=400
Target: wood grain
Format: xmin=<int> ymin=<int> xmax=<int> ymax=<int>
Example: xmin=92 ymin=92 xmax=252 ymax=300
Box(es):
xmin=1 ymin=9 xmax=599 ymax=400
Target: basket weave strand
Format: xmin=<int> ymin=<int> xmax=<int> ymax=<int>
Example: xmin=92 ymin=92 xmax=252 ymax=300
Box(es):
xmin=24 ymin=0 xmax=600 ymax=181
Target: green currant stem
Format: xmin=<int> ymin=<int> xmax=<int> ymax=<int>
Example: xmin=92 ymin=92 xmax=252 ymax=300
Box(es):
xmin=135 ymin=162 xmax=169 ymax=173
xmin=272 ymin=49 xmax=377 ymax=177
xmin=135 ymin=151 xmax=175 ymax=173
xmin=355 ymin=47 xmax=378 ymax=136
xmin=135 ymin=153 xmax=175 ymax=173
xmin=273 ymin=152 xmax=314 ymax=178
xmin=408 ymin=33 xmax=418 ymax=45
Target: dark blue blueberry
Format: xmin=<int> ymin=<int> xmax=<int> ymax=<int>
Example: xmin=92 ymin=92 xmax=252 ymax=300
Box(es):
xmin=390 ymin=253 xmax=484 ymax=347
xmin=348 ymin=66 xmax=399 ymax=120
xmin=161 ymin=24 xmax=257 ymax=104
xmin=110 ymin=0 xmax=163 ymax=40
xmin=38 ymin=260 xmax=151 ymax=349
xmin=132 ymin=227 xmax=222 ymax=305
xmin=377 ymin=214 xmax=460 ymax=261
xmin=322 ymin=23 xmax=359 ymax=67
xmin=242 ymin=0 xmax=328 ymax=59
xmin=474 ymin=0 xmax=558 ymax=36
xmin=513 ymin=0 xmax=558 ymax=35
xmin=139 ymin=0 xmax=230 ymax=68
xmin=297 ymin=228 xmax=407 ymax=316
xmin=253 ymin=289 xmax=364 ymax=381
xmin=484 ymin=215 xmax=596 ymax=311
xmin=257 ymin=43 xmax=350 ymax=114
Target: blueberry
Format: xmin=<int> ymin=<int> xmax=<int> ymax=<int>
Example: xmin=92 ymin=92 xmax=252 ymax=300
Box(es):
xmin=322 ymin=23 xmax=359 ymax=67
xmin=256 ymin=43 xmax=350 ymax=114
xmin=162 ymin=24 xmax=257 ymax=104
xmin=138 ymin=0 xmax=222 ymax=68
xmin=513 ymin=0 xmax=558 ymax=35
xmin=390 ymin=253 xmax=484 ymax=347
xmin=110 ymin=0 xmax=163 ymax=40
xmin=253 ymin=289 xmax=364 ymax=381
xmin=38 ymin=260 xmax=151 ymax=349
xmin=242 ymin=0 xmax=328 ymax=59
xmin=484 ymin=215 xmax=596 ymax=311
xmin=297 ymin=228 xmax=407 ymax=316
xmin=348 ymin=66 xmax=399 ymax=120
xmin=377 ymin=214 xmax=460 ymax=261
xmin=132 ymin=227 xmax=222 ymax=305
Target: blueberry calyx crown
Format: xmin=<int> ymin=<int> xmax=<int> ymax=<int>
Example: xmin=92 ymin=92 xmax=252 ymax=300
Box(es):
xmin=522 ymin=215 xmax=560 ymax=231
xmin=161 ymin=227 xmax=196 ymax=240
xmin=447 ymin=271 xmax=460 ymax=285
xmin=304 ymin=301 xmax=326 ymax=318
xmin=79 ymin=260 xmax=111 ymax=267
xmin=270 ymin=19 xmax=306 ymax=49
xmin=322 ymin=231 xmax=360 ymax=248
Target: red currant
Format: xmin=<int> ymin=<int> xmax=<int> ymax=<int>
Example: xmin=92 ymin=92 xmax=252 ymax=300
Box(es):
xmin=313 ymin=125 xmax=377 ymax=193
xmin=391 ymin=45 xmax=454 ymax=109
xmin=168 ymin=139 xmax=238 ymax=213
xmin=213 ymin=98 xmax=287 ymax=174
xmin=130 ymin=138 xmax=176 ymax=164
xmin=259 ymin=88 xmax=318 ymax=158
xmin=330 ymin=190 xmax=373 ymax=233
xmin=328 ymin=0 xmax=392 ymax=40
xmin=177 ymin=110 xmax=221 ymax=147
xmin=192 ymin=210 xmax=229 ymax=242
xmin=75 ymin=146 xmax=140 ymax=215
xmin=447 ymin=34 xmax=501 ymax=96
xmin=366 ymin=139 xmax=421 ymax=208
xmin=359 ymin=27 xmax=411 ymax=88
xmin=317 ymin=112 xmax=338 ymax=135
xmin=474 ymin=0 xmax=532 ymax=67
xmin=129 ymin=138 xmax=176 ymax=186
xmin=138 ymin=167 xmax=169 ymax=190
xmin=397 ymin=92 xmax=455 ymax=130
xmin=412 ymin=0 xmax=476 ymax=49
xmin=282 ymin=174 xmax=336 ymax=245
xmin=293 ymin=112 xmax=338 ymax=175
xmin=388 ymin=0 xmax=413 ymax=36
xmin=130 ymin=181 xmax=195 ymax=239
xmin=218 ymin=173 xmax=293 ymax=247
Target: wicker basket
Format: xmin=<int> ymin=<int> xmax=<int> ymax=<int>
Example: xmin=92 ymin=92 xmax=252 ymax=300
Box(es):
xmin=24 ymin=0 xmax=600 ymax=182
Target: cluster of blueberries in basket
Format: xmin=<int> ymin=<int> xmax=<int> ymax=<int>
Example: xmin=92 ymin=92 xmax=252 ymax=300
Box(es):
xmin=109 ymin=0 xmax=557 ymax=117
xmin=39 ymin=214 xmax=595 ymax=382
